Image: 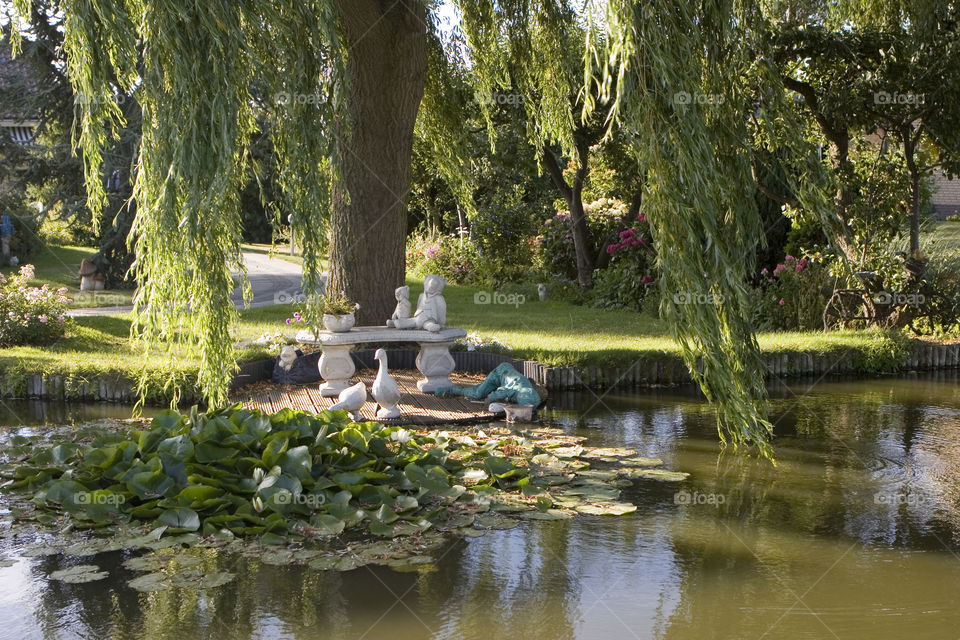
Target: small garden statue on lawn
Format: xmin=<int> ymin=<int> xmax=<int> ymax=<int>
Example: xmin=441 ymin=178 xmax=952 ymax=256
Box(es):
xmin=392 ymin=275 xmax=446 ymax=332
xmin=385 ymin=285 xmax=411 ymax=327
xmin=0 ymin=215 xmax=13 ymax=259
xmin=538 ymin=283 xmax=547 ymax=301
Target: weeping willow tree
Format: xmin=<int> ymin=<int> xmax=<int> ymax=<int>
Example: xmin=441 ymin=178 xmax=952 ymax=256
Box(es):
xmin=9 ymin=0 xmax=903 ymax=454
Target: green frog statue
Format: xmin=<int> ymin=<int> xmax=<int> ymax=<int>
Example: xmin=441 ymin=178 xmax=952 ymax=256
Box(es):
xmin=435 ymin=362 xmax=541 ymax=406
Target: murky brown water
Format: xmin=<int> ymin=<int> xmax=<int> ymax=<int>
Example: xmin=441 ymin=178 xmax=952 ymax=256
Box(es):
xmin=1 ymin=374 xmax=959 ymax=639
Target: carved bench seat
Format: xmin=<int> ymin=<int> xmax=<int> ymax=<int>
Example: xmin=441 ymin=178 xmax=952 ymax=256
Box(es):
xmin=296 ymin=326 xmax=467 ymax=396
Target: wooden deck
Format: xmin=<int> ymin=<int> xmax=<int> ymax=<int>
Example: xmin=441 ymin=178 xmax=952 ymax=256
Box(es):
xmin=232 ymin=370 xmax=500 ymax=425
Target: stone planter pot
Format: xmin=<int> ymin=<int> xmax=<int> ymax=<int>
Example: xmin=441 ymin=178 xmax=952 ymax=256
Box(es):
xmin=322 ymin=312 xmax=356 ymax=333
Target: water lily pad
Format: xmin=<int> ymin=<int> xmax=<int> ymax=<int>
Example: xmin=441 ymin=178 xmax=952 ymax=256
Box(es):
xmin=620 ymin=456 xmax=664 ymax=467
xmin=476 ymin=514 xmax=519 ymax=530
xmin=197 ymin=571 xmax=235 ymax=588
xmin=581 ymin=447 xmax=637 ymax=459
xmin=20 ymin=544 xmax=64 ymax=557
xmin=514 ymin=509 xmax=575 ymax=520
xmin=547 ymin=445 xmax=584 ymax=458
xmin=574 ymin=502 xmax=637 ymax=516
xmin=49 ymin=564 xmax=109 ymax=584
xmin=573 ymin=469 xmax=619 ymax=481
xmin=308 ymin=556 xmax=339 ymax=571
xmin=127 ymin=571 xmax=168 ymax=592
xmin=625 ymin=469 xmax=690 ymax=481
xmin=453 ymin=526 xmax=488 ymax=538
xmin=385 ymin=555 xmax=436 ymax=572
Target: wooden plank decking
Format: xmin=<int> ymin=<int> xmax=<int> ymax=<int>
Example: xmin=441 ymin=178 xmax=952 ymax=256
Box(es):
xmin=232 ymin=370 xmax=498 ymax=426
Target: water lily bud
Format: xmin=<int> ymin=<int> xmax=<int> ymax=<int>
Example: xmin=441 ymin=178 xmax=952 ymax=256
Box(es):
xmin=253 ymin=468 xmax=265 ymax=483
xmin=252 ymin=496 xmax=264 ymax=512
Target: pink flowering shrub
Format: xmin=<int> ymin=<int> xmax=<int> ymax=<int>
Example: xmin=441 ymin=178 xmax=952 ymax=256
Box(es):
xmin=536 ymin=198 xmax=627 ymax=280
xmin=591 ymin=211 xmax=658 ymax=310
xmin=753 ymin=253 xmax=833 ymax=330
xmin=0 ymin=265 xmax=70 ymax=347
xmin=405 ymin=233 xmax=483 ymax=285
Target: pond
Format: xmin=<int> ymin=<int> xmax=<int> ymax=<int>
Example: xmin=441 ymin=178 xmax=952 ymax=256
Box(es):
xmin=1 ymin=374 xmax=959 ymax=639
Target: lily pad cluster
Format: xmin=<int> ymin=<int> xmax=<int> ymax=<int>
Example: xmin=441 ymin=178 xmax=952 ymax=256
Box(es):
xmin=1 ymin=406 xmax=688 ymax=576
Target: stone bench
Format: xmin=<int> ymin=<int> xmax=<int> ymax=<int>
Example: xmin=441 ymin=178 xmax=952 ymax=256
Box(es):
xmin=296 ymin=326 xmax=467 ymax=396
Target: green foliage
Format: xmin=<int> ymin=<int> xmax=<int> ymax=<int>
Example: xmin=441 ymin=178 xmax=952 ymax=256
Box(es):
xmin=36 ymin=217 xmax=76 ymax=247
xmin=469 ymin=192 xmax=540 ymax=284
xmin=752 ymin=254 xmax=834 ymax=330
xmin=0 ymin=264 xmax=69 ymax=347
xmin=537 ymin=199 xmax=626 ymax=281
xmin=850 ymin=330 xmax=914 ymax=372
xmin=2 ymin=405 xmax=655 ymax=547
xmin=317 ymin=293 xmax=358 ymax=317
xmin=590 ymin=214 xmax=658 ymax=311
xmin=406 ymin=232 xmax=484 ymax=285
xmin=590 ymin=0 xmax=777 ymax=455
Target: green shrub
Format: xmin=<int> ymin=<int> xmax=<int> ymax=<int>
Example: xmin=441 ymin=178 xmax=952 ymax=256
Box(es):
xmin=406 ymin=233 xmax=485 ymax=285
xmin=946 ymin=214 xmax=960 ymax=222
xmin=37 ymin=216 xmax=76 ymax=246
xmin=590 ymin=218 xmax=658 ymax=310
xmin=536 ymin=198 xmax=626 ymax=280
xmin=0 ymin=264 xmax=70 ymax=346
xmin=752 ymin=253 xmax=834 ymax=330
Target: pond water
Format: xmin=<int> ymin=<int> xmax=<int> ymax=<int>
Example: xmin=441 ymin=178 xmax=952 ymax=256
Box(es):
xmin=1 ymin=374 xmax=959 ymax=640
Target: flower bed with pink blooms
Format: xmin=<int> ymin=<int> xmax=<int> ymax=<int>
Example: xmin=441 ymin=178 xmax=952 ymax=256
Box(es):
xmin=0 ymin=265 xmax=70 ymax=347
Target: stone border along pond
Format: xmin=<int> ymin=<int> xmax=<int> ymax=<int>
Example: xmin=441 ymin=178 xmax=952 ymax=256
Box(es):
xmin=0 ymin=404 xmax=688 ymax=586
xmin=2 ymin=340 xmax=959 ymax=404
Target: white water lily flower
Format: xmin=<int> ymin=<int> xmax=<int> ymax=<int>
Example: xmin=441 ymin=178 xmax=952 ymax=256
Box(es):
xmin=390 ymin=429 xmax=412 ymax=445
xmin=251 ymin=496 xmax=264 ymax=512
xmin=253 ymin=468 xmax=265 ymax=483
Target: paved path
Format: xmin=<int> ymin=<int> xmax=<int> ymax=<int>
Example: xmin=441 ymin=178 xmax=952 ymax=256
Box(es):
xmin=68 ymin=251 xmax=319 ymax=317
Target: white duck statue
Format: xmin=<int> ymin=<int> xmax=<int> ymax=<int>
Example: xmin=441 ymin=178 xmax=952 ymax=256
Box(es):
xmin=371 ymin=348 xmax=402 ymax=419
xmin=328 ymin=380 xmax=367 ymax=421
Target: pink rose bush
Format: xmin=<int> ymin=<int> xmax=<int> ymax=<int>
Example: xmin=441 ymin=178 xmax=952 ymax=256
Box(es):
xmin=0 ymin=265 xmax=70 ymax=347
xmin=753 ymin=253 xmax=831 ymax=330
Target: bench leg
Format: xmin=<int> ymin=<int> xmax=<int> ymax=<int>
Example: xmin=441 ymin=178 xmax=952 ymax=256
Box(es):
xmin=318 ymin=344 xmax=355 ymax=397
xmin=416 ymin=341 xmax=456 ymax=393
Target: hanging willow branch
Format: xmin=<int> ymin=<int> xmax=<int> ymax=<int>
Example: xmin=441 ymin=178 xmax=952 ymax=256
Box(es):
xmin=11 ymin=0 xmax=346 ymax=407
xmin=587 ymin=0 xmax=776 ymax=456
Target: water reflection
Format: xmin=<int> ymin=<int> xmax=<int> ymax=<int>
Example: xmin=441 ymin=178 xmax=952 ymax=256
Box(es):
xmin=2 ymin=375 xmax=960 ymax=639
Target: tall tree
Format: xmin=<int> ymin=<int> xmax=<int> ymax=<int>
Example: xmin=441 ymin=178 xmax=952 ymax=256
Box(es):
xmin=15 ymin=0 xmax=910 ymax=454
xmin=327 ymin=1 xmax=428 ymax=323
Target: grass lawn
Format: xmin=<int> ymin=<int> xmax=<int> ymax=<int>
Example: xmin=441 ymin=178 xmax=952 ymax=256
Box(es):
xmin=1 ymin=244 xmax=134 ymax=308
xmin=923 ymin=221 xmax=960 ymax=253
xmin=0 ymin=275 xmax=930 ymax=404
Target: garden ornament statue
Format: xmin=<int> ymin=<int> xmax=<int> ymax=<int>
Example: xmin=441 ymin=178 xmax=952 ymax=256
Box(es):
xmin=371 ymin=348 xmax=402 ymax=419
xmin=537 ymin=283 xmax=547 ymax=301
xmin=278 ymin=345 xmax=298 ymax=371
xmin=0 ymin=214 xmax=13 ymax=257
xmin=392 ymin=275 xmax=447 ymax=332
xmin=329 ymin=380 xmax=367 ymax=421
xmin=385 ymin=285 xmax=412 ymax=327
xmin=436 ymin=362 xmax=541 ymax=407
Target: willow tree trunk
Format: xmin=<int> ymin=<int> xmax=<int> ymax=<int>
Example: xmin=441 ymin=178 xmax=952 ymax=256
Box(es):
xmin=328 ymin=0 xmax=428 ymax=325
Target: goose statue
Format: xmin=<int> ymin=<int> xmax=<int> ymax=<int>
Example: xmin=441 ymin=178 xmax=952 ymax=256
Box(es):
xmin=328 ymin=380 xmax=367 ymax=421
xmin=371 ymin=348 xmax=402 ymax=419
